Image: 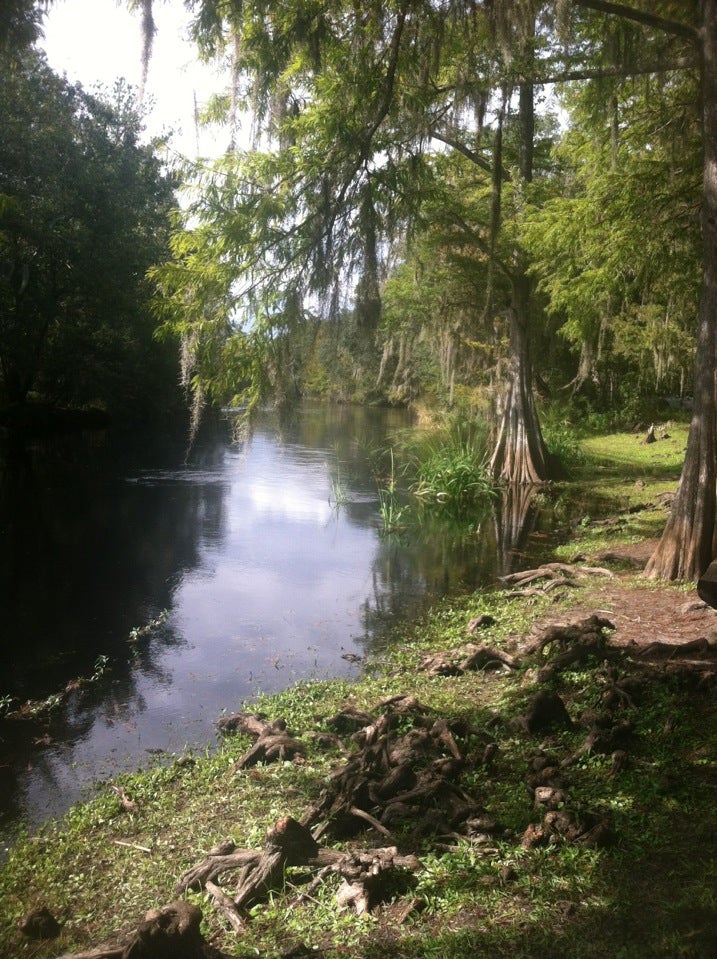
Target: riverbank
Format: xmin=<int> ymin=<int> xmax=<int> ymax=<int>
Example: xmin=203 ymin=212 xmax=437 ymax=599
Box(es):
xmin=2 ymin=426 xmax=716 ymax=958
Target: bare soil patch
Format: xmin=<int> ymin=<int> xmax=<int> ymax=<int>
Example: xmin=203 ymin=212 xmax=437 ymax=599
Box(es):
xmin=528 ymin=542 xmax=717 ymax=651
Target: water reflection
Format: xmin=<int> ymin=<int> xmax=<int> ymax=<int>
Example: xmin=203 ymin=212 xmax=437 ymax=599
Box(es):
xmin=0 ymin=408 xmax=411 ymax=840
xmin=0 ymin=406 xmax=577 ymax=848
xmin=493 ymin=484 xmax=544 ymax=577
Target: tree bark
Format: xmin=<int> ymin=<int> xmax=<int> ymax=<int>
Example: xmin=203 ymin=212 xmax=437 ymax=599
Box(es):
xmin=646 ymin=0 xmax=717 ymax=580
xmin=490 ymin=268 xmax=552 ymax=484
xmin=489 ymin=30 xmax=553 ymax=485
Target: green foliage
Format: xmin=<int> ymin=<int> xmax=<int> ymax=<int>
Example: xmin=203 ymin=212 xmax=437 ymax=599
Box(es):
xmin=376 ymin=448 xmax=409 ymax=534
xmin=0 ymin=0 xmax=45 ymax=53
xmin=127 ymin=609 xmax=169 ymax=646
xmin=412 ymin=440 xmax=494 ymax=511
xmin=0 ymin=51 xmax=179 ymax=422
xmin=522 ymin=66 xmax=701 ymax=410
xmin=392 ymin=414 xmax=496 ymax=514
xmin=150 ymin=2 xmax=570 ymax=423
xmin=144 ymin=2 xmax=705 ymax=491
xmin=539 ymin=408 xmax=587 ymax=471
xmin=375 ymin=147 xmax=518 ymax=407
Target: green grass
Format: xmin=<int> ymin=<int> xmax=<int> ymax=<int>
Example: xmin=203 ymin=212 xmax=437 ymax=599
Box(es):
xmin=547 ymin=424 xmax=689 ymax=559
xmin=575 ymin=424 xmax=687 ymax=487
xmin=3 ymin=424 xmax=716 ymax=958
xmin=3 ymin=579 xmax=714 ymax=958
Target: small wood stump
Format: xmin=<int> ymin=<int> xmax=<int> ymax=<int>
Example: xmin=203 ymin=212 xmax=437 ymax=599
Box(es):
xmin=122 ymin=901 xmax=206 ymax=959
xmin=18 ymin=906 xmax=61 ymax=940
xmin=513 ymin=690 xmax=573 ymax=734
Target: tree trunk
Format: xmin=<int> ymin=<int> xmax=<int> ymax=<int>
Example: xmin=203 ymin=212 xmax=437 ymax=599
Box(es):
xmin=489 ymin=32 xmax=553 ymax=485
xmin=646 ymin=0 xmax=717 ymax=580
xmin=490 ymin=270 xmax=552 ymax=484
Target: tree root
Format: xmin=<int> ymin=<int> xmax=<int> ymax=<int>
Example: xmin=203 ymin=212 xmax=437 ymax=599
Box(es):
xmin=500 ymin=562 xmax=614 ymax=597
xmin=54 ymin=901 xmax=215 ymax=959
xmin=177 ymin=814 xmax=421 ymax=933
xmin=420 ymin=643 xmax=518 ymax=677
xmin=216 ymin=712 xmax=306 ymax=768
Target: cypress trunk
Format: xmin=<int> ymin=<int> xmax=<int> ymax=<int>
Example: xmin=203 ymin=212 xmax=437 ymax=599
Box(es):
xmin=489 ymin=62 xmax=553 ymax=485
xmin=490 ymin=269 xmax=552 ymax=484
xmin=646 ymin=0 xmax=717 ymax=580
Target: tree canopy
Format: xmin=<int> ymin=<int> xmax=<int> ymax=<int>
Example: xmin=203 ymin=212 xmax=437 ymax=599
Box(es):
xmin=11 ymin=0 xmax=717 ymax=580
xmin=153 ymin=0 xmax=716 ymax=578
xmin=0 ymin=47 xmax=180 ymax=423
xmin=153 ymin=1 xmax=571 ymax=478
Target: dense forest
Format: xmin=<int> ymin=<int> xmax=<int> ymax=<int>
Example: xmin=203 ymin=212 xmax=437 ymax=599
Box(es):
xmin=1 ymin=1 xmax=716 ymax=578
xmin=0 ymin=16 xmax=182 ymax=426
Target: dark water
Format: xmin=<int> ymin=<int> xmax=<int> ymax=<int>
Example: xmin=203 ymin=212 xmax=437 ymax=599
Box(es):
xmin=0 ymin=405 xmax=581 ymax=851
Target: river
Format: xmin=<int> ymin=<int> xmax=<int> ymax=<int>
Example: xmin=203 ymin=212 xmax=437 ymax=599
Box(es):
xmin=0 ymin=404 xmax=571 ymax=852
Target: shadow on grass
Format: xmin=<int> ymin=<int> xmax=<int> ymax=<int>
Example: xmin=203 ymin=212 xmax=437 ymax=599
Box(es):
xmin=360 ymin=670 xmax=717 ymax=959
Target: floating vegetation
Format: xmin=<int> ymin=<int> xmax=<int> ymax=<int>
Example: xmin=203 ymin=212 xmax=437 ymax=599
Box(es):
xmin=127 ymin=609 xmax=169 ymax=645
xmin=1 ymin=654 xmax=111 ymax=722
xmin=1 ymin=611 xmax=169 ymax=724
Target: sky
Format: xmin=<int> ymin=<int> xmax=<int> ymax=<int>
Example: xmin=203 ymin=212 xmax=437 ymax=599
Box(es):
xmin=41 ymin=0 xmax=229 ymax=158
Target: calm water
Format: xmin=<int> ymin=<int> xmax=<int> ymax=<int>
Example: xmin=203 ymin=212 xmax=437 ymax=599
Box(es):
xmin=0 ymin=405 xmax=571 ymax=849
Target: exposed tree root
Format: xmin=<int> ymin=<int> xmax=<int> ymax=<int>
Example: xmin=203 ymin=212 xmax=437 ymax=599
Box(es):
xmin=177 ymin=815 xmax=421 ymax=931
xmin=523 ymin=614 xmax=616 ymax=683
xmin=420 ymin=642 xmax=519 ymax=676
xmin=54 ymin=901 xmax=216 ymax=959
xmin=47 ymin=602 xmax=717 ymax=957
xmin=500 ymin=562 xmax=614 ymax=597
xmin=216 ymin=712 xmax=306 ymax=768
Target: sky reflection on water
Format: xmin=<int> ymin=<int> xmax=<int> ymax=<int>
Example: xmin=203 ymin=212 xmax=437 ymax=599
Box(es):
xmin=0 ymin=405 xmax=575 ymax=847
xmin=0 ymin=407 xmax=419 ymax=839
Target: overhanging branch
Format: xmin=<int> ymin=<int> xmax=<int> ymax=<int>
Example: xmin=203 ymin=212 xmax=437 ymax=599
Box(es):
xmin=532 ymin=55 xmax=699 ymax=85
xmin=572 ymin=0 xmax=697 ymax=44
xmin=429 ymin=130 xmax=504 ymax=179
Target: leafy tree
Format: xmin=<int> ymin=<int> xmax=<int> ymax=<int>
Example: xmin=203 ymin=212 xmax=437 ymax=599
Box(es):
xmin=0 ymin=51 xmax=179 ymax=422
xmin=150 ymin=1 xmax=577 ymax=482
xmin=546 ymin=1 xmax=717 ymax=581
xmin=0 ymin=0 xmax=48 ymax=53
xmin=377 ymin=148 xmax=519 ymax=411
xmin=146 ymin=0 xmax=717 ymax=575
xmin=523 ymin=63 xmax=701 ymax=411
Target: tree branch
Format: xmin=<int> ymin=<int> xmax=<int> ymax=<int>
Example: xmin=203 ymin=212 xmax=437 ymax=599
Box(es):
xmin=429 ymin=130 xmax=503 ymax=179
xmin=362 ymin=2 xmax=410 ymax=156
xmin=572 ymin=0 xmax=697 ymax=43
xmin=324 ymin=4 xmax=410 ymax=259
xmin=532 ymin=55 xmax=699 ymax=85
xmin=445 ymin=214 xmax=512 ymax=283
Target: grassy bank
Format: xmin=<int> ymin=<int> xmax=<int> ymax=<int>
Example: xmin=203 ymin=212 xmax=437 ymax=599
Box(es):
xmin=2 ymin=424 xmax=716 ymax=959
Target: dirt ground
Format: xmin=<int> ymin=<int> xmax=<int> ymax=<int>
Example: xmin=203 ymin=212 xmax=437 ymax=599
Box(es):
xmin=525 ymin=540 xmax=717 ymax=651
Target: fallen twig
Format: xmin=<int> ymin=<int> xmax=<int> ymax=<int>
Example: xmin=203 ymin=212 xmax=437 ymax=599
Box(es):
xmin=112 ymin=840 xmax=152 ymax=854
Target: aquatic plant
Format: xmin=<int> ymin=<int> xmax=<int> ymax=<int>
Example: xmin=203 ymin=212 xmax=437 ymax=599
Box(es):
xmin=127 ymin=609 xmax=169 ymax=645
xmin=403 ymin=416 xmax=495 ymax=512
xmin=377 ymin=449 xmax=408 ymax=534
xmin=327 ymin=450 xmax=351 ymax=507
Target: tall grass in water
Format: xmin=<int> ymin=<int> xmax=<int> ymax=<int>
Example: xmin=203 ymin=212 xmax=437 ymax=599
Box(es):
xmin=377 ymin=448 xmax=408 ymax=534
xmin=327 ymin=449 xmax=350 ymax=508
xmin=393 ymin=415 xmax=496 ymax=514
